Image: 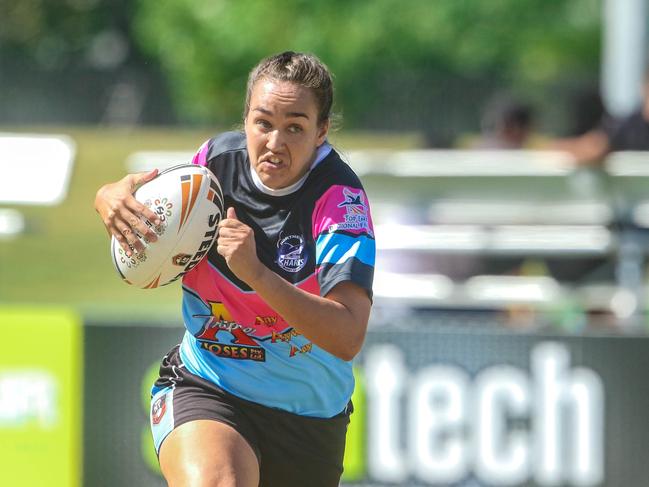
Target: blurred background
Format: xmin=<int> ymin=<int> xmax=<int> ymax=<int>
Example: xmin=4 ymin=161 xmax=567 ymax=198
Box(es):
xmin=3 ymin=0 xmax=649 ymax=486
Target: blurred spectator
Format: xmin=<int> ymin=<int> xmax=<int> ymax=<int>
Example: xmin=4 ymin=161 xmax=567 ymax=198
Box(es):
xmin=554 ymin=71 xmax=649 ymax=164
xmin=566 ymin=86 xmax=606 ymax=136
xmin=469 ymin=94 xmax=535 ymax=149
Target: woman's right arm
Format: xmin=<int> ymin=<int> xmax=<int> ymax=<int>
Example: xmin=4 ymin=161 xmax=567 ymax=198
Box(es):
xmin=94 ymin=169 xmax=161 ymax=257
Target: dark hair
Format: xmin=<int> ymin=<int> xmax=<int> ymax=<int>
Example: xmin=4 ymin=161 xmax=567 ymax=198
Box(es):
xmin=482 ymin=94 xmax=533 ymax=133
xmin=244 ymin=51 xmax=334 ymax=125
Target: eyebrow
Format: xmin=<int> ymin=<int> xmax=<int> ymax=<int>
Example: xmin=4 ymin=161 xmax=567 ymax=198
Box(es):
xmin=252 ymin=107 xmax=310 ymax=119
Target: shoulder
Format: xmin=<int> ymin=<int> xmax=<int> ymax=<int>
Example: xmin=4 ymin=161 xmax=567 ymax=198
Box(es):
xmin=192 ymin=131 xmax=248 ymax=180
xmin=191 ymin=131 xmax=247 ymax=168
xmin=309 ymin=148 xmax=373 ymax=233
xmin=312 ymin=147 xmax=365 ymax=191
xmin=205 ymin=131 xmax=247 ymax=160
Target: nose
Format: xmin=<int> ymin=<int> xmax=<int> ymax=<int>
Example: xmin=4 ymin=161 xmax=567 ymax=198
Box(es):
xmin=266 ymin=129 xmax=284 ymax=151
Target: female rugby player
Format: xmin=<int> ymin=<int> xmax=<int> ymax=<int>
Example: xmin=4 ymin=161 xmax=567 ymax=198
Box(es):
xmin=95 ymin=51 xmax=375 ymax=487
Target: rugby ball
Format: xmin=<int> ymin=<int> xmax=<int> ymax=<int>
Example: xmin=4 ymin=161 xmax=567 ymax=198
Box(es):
xmin=111 ymin=164 xmax=224 ymax=288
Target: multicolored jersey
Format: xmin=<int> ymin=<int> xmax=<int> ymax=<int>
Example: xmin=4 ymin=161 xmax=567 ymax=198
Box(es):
xmin=176 ymin=131 xmax=375 ymax=418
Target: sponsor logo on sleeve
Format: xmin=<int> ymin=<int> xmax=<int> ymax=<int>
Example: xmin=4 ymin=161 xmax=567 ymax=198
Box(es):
xmin=329 ymin=187 xmax=372 ymax=234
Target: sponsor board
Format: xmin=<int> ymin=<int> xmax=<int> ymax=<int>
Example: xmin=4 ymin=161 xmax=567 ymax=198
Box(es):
xmin=340 ymin=327 xmax=649 ymax=486
xmin=0 ymin=308 xmax=82 ymax=487
xmin=82 ymin=321 xmax=649 ymax=487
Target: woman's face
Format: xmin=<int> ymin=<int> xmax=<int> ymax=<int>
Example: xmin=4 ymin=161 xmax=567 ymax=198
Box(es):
xmin=245 ymin=79 xmax=329 ymax=189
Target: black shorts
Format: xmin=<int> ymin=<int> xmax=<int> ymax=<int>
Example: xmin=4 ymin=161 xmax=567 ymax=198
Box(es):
xmin=149 ymin=345 xmax=352 ymax=487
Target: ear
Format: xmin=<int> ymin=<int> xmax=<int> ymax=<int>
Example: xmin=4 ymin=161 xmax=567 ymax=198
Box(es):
xmin=316 ymin=118 xmax=330 ymax=146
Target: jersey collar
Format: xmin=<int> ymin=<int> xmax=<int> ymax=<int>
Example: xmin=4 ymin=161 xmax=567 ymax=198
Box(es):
xmin=249 ymin=142 xmax=332 ymax=197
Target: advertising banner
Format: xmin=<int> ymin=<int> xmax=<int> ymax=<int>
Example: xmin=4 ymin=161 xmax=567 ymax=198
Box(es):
xmin=83 ymin=322 xmax=649 ymax=487
xmin=0 ymin=308 xmax=82 ymax=487
xmin=345 ymin=326 xmax=649 ymax=486
xmin=83 ymin=322 xmax=183 ymax=487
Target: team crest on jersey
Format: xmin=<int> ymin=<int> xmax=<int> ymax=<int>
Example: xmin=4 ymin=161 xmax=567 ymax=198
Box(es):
xmin=276 ymin=234 xmax=307 ymax=273
xmin=151 ymin=395 xmax=166 ymax=424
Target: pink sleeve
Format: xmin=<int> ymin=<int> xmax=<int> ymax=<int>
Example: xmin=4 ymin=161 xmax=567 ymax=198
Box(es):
xmin=191 ymin=140 xmax=211 ymax=166
xmin=312 ymin=185 xmax=374 ymax=238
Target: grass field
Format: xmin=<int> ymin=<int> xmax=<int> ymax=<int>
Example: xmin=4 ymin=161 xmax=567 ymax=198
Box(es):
xmin=0 ymin=127 xmax=420 ymax=320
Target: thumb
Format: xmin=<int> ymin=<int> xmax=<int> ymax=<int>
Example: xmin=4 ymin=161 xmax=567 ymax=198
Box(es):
xmin=131 ymin=169 xmax=158 ymax=191
xmin=140 ymin=168 xmax=159 ymax=183
xmin=227 ymin=207 xmax=238 ymax=220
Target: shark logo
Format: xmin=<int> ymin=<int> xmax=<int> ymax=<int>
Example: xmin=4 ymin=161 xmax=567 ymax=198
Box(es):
xmin=328 ymin=187 xmax=372 ymax=235
xmin=277 ymin=234 xmax=307 ymax=273
xmin=337 ymin=188 xmax=366 ymax=215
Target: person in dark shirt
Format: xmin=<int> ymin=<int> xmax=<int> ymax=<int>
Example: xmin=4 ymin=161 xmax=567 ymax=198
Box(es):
xmin=470 ymin=94 xmax=535 ymax=149
xmin=606 ymin=109 xmax=649 ymax=152
xmin=94 ymin=51 xmax=375 ymax=487
xmin=554 ymin=72 xmax=649 ymax=163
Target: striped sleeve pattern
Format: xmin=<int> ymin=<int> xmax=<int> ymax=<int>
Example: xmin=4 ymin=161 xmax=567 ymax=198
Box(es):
xmin=312 ymin=185 xmax=375 ymax=297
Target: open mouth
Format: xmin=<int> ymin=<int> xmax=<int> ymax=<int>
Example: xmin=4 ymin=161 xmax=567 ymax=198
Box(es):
xmin=261 ymin=154 xmax=285 ymax=168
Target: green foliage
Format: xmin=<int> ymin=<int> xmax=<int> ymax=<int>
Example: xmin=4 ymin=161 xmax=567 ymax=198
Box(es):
xmin=132 ymin=0 xmax=601 ymax=126
xmin=0 ymin=0 xmax=134 ymax=69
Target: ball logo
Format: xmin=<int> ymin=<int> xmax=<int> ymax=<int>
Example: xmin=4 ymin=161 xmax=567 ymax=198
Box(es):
xmin=276 ymin=234 xmax=307 ymax=273
xmin=172 ymin=253 xmax=191 ymax=266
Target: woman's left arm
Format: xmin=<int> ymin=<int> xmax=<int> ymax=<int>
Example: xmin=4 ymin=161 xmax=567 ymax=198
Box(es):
xmin=217 ymin=208 xmax=371 ymax=361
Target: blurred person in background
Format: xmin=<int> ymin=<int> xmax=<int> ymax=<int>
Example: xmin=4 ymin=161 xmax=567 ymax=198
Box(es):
xmin=554 ymin=69 xmax=649 ymax=164
xmin=469 ymin=93 xmax=535 ymax=149
xmin=94 ymin=51 xmax=375 ymax=487
xmin=565 ymin=86 xmax=607 ymax=138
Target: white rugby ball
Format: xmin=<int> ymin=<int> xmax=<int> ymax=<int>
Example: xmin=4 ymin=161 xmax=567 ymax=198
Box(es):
xmin=111 ymin=164 xmax=224 ymax=288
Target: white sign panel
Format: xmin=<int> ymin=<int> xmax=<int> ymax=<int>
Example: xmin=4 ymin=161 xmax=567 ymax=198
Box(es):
xmin=0 ymin=133 xmax=76 ymax=205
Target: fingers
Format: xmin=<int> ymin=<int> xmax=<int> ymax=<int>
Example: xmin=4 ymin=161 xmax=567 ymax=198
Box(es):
xmin=132 ymin=169 xmax=159 ymax=189
xmin=111 ymin=207 xmax=154 ymax=256
xmin=216 ymin=212 xmax=253 ymax=255
xmin=136 ymin=201 xmax=161 ymax=228
xmin=112 ymin=218 xmax=143 ymax=256
xmin=127 ymin=170 xmax=162 ymax=232
xmin=218 ymin=208 xmax=246 ymax=233
xmin=216 ymin=225 xmax=250 ymax=244
xmin=106 ymin=193 xmax=159 ymax=243
xmin=97 ymin=172 xmax=165 ymax=256
xmin=215 ymin=237 xmax=247 ymax=261
xmin=125 ymin=200 xmax=160 ymax=242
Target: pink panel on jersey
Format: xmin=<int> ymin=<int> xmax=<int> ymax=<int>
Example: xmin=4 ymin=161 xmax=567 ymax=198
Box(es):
xmin=191 ymin=140 xmax=210 ymax=166
xmin=183 ymin=258 xmax=321 ymax=339
xmin=312 ymin=185 xmax=374 ymax=238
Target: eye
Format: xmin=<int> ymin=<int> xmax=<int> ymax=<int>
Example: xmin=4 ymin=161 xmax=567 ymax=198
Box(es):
xmin=287 ymin=124 xmax=303 ymax=134
xmin=255 ymin=119 xmax=272 ymax=131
